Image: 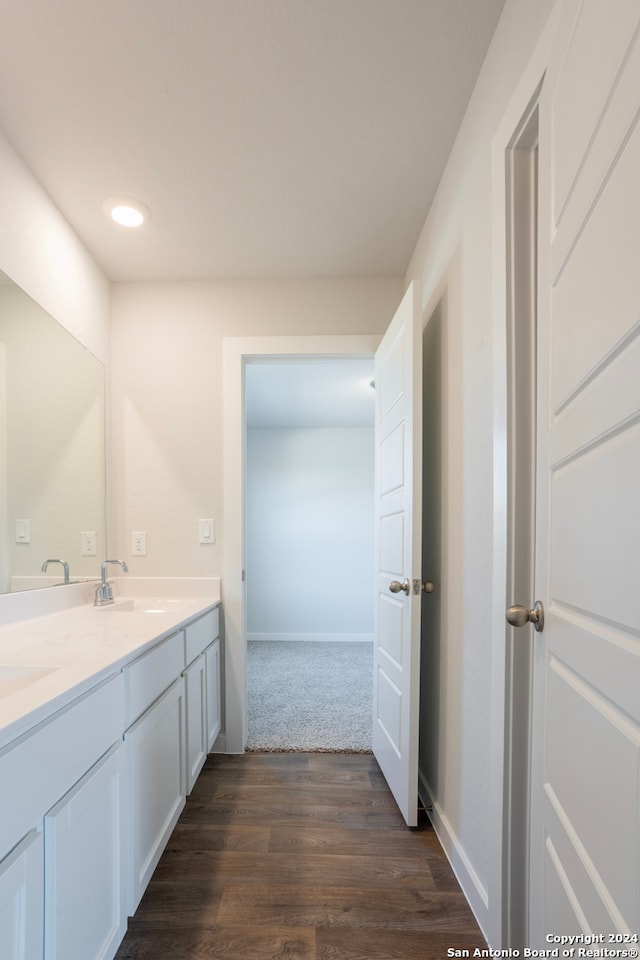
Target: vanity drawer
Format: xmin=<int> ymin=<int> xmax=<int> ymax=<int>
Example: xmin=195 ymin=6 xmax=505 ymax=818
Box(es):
xmin=125 ymin=630 xmax=185 ymax=726
xmin=184 ymin=607 xmax=219 ymax=665
xmin=0 ymin=673 xmax=124 ymax=862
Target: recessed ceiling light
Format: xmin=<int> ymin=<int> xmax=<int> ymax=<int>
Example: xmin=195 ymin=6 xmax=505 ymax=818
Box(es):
xmin=104 ymin=196 xmax=150 ymax=228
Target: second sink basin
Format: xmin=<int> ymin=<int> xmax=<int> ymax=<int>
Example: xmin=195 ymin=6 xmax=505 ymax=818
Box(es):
xmin=0 ymin=664 xmax=59 ymax=698
xmin=101 ymin=598 xmax=181 ymax=614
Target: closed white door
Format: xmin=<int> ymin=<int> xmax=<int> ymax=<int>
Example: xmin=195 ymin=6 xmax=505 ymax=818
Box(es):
xmin=528 ymin=0 xmax=640 ymax=940
xmin=373 ymin=281 xmax=422 ymax=827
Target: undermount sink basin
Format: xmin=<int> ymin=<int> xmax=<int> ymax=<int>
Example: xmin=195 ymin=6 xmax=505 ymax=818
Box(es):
xmin=0 ymin=664 xmax=59 ymax=698
xmin=102 ymin=598 xmax=180 ymax=614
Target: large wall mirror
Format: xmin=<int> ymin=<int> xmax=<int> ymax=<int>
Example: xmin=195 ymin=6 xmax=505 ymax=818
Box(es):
xmin=0 ymin=270 xmax=106 ymax=592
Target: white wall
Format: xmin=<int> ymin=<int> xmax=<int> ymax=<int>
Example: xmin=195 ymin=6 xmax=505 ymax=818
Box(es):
xmin=0 ymin=129 xmax=110 ymax=363
xmin=405 ymin=0 xmax=557 ymax=944
xmin=110 ymin=279 xmax=400 ymax=578
xmin=246 ymin=426 xmax=374 ymax=641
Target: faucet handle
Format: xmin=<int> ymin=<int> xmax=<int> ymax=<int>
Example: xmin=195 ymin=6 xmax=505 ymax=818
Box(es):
xmin=94 ymin=581 xmax=114 ymax=606
xmin=95 ymin=559 xmax=128 ymax=605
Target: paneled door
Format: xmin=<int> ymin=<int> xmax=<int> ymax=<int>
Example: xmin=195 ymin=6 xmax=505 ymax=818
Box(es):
xmin=528 ymin=0 xmax=640 ymax=940
xmin=373 ymin=281 xmax=422 ymax=826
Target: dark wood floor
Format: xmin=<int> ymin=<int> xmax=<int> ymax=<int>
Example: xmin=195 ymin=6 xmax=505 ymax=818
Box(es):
xmin=115 ymin=752 xmax=486 ymax=959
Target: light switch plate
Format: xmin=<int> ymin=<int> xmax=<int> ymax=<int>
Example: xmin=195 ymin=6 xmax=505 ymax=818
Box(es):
xmin=199 ymin=519 xmax=215 ymax=544
xmin=15 ymin=519 xmax=30 ymax=543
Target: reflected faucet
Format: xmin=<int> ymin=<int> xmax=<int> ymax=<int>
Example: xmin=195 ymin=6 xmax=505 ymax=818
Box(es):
xmin=41 ymin=558 xmax=70 ymax=585
xmin=94 ymin=559 xmax=129 ymax=606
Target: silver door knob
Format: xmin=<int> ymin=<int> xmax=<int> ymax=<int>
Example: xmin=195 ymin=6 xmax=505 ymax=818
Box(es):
xmin=422 ymin=580 xmax=435 ymax=594
xmin=389 ymin=579 xmax=410 ymax=595
xmin=506 ymin=600 xmax=544 ymax=632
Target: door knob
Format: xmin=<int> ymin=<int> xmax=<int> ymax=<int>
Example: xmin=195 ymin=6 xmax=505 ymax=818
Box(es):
xmin=422 ymin=580 xmax=435 ymax=594
xmin=389 ymin=579 xmax=410 ymax=595
xmin=506 ymin=600 xmax=544 ymax=632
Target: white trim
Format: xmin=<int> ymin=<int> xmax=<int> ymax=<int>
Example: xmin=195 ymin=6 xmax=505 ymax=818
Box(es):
xmin=247 ymin=632 xmax=373 ymax=643
xmin=488 ymin=5 xmax=561 ymax=950
xmin=222 ymin=334 xmax=381 ymax=754
xmin=418 ymin=769 xmax=489 ymax=930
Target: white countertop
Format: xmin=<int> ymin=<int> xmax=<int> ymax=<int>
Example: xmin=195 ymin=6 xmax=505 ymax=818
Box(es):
xmin=0 ymin=581 xmax=220 ymax=750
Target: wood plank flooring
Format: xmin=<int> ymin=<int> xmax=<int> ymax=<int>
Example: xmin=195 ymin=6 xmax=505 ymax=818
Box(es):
xmin=115 ymin=752 xmax=486 ymax=960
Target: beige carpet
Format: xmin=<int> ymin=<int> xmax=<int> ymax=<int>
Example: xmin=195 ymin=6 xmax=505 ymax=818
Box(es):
xmin=247 ymin=640 xmax=373 ymax=752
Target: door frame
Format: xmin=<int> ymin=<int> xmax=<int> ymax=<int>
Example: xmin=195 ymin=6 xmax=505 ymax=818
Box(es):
xmin=487 ymin=6 xmax=560 ymax=949
xmin=222 ymin=334 xmax=381 ymax=754
xmin=0 ymin=344 xmax=6 ymax=593
xmin=502 ymin=93 xmax=540 ymax=948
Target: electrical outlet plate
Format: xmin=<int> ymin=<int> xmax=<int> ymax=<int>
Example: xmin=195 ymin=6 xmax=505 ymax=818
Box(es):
xmin=131 ymin=531 xmax=147 ymax=556
xmin=81 ymin=531 xmax=97 ymax=556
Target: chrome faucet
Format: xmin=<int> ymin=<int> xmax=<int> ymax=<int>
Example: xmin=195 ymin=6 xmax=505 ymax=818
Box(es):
xmin=94 ymin=559 xmax=129 ymax=606
xmin=41 ymin=558 xmax=70 ymax=585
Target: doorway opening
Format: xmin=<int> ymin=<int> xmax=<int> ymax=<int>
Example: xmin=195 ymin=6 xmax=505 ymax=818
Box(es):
xmin=222 ymin=334 xmax=381 ymax=755
xmin=244 ymin=357 xmax=375 ymax=752
xmin=503 ymin=96 xmax=539 ymax=946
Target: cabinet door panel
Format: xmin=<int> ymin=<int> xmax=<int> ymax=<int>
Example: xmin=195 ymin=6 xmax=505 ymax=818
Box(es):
xmin=44 ymin=742 xmax=126 ymax=960
xmin=0 ymin=829 xmax=43 ymax=960
xmin=125 ymin=677 xmax=186 ymax=913
xmin=205 ymin=638 xmax=221 ymax=751
xmin=185 ymin=654 xmax=207 ymax=793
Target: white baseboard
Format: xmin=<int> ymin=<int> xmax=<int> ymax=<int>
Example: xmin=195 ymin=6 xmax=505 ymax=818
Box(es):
xmin=247 ymin=632 xmax=373 ymax=643
xmin=209 ymin=731 xmax=226 ymax=753
xmin=418 ymin=768 xmax=490 ymax=942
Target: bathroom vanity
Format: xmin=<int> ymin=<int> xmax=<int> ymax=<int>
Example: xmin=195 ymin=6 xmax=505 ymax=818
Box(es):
xmin=0 ymin=584 xmax=221 ymax=960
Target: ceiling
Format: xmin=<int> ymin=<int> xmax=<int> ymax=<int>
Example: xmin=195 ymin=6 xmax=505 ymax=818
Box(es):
xmin=0 ymin=0 xmax=504 ymax=283
xmin=245 ymin=360 xmax=375 ymax=428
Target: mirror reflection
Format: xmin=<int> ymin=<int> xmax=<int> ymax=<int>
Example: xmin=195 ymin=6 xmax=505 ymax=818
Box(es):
xmin=0 ymin=271 xmax=106 ymax=592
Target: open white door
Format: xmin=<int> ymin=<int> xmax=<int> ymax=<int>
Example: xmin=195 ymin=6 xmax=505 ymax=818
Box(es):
xmin=525 ymin=0 xmax=640 ymax=941
xmin=373 ymin=281 xmax=422 ymax=827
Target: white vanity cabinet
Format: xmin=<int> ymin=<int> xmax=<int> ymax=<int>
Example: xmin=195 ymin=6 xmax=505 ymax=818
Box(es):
xmin=0 ymin=829 xmax=43 ymax=960
xmin=0 ymin=596 xmax=222 ymax=959
xmin=0 ymin=673 xmax=124 ymax=960
xmin=124 ymin=631 xmax=187 ymax=914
